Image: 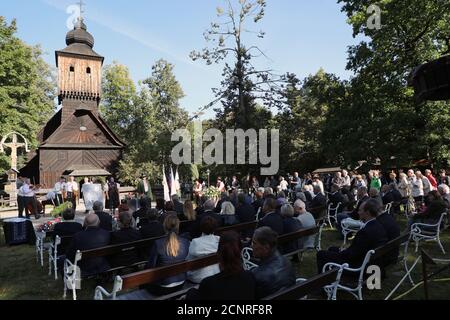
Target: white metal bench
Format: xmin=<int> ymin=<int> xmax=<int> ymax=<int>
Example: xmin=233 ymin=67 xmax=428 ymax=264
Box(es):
xmin=410 ymin=211 xmax=447 ymax=254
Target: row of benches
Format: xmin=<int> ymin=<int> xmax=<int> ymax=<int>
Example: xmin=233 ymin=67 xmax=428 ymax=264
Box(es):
xmin=93 ymin=225 xmax=324 ymax=300
xmin=37 ymin=219 xmax=323 ymax=299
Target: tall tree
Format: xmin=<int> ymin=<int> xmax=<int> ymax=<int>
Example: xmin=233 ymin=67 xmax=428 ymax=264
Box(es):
xmin=0 ymin=17 xmax=56 ymax=174
xmin=190 ymin=0 xmax=282 ymax=130
xmin=112 ymin=59 xmax=190 ymax=185
xmin=320 ymin=0 xmax=450 ymax=169
xmin=276 ymin=70 xmax=347 ymax=173
xmin=100 ymin=62 xmax=139 ymax=141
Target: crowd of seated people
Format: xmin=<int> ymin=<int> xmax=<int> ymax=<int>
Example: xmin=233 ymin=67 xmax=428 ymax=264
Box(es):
xmin=49 ymin=167 xmax=450 ymax=300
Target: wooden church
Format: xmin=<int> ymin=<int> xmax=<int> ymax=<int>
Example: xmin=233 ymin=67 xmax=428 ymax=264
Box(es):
xmin=21 ymin=17 xmax=125 ymax=187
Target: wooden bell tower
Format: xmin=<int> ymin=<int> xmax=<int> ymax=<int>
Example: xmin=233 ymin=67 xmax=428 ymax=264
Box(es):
xmin=55 ymin=13 xmax=104 ymax=122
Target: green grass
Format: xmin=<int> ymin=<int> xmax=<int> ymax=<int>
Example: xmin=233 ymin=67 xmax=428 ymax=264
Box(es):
xmin=1 ymin=214 xmax=450 ymax=300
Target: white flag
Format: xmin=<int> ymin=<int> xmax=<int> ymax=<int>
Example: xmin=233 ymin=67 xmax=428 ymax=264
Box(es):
xmin=175 ymin=168 xmax=181 ymax=193
xmin=162 ymin=166 xmax=170 ymax=202
xmin=170 ymin=167 xmax=177 ymax=196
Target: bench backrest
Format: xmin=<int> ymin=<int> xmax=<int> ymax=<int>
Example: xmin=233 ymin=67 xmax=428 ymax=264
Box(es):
xmin=371 ymin=233 xmax=410 ymax=262
xmin=121 ymin=254 xmax=219 ymax=290
xmin=263 ymin=269 xmax=338 ymax=300
xmin=81 ymin=235 xmax=165 ymax=259
xmin=277 ymin=226 xmax=319 ymax=246
xmin=80 ymin=220 xmax=259 ymax=260
xmin=215 ymin=221 xmax=258 ymax=235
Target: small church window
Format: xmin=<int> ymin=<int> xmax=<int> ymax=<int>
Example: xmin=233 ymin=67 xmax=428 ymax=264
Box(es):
xmin=86 ymin=67 xmax=91 ymax=74
xmin=69 ymin=66 xmax=75 ymax=72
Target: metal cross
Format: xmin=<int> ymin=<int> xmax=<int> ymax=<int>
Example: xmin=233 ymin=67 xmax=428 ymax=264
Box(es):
xmin=78 ymin=0 xmax=85 ymax=20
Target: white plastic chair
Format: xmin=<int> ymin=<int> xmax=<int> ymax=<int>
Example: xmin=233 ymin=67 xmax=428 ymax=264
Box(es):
xmin=326 ymin=203 xmax=341 ymax=229
xmin=410 ymin=212 xmax=447 ymax=254
xmin=322 ymin=250 xmax=375 ymax=300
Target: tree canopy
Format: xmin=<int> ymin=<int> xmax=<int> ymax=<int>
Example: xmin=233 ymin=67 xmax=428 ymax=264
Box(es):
xmin=0 ymin=17 xmax=56 ymax=174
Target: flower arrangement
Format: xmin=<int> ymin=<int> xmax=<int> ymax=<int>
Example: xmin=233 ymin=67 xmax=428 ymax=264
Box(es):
xmin=50 ymin=202 xmax=73 ymax=218
xmin=36 ymin=217 xmax=62 ymax=233
xmin=203 ymin=186 xmax=222 ymax=201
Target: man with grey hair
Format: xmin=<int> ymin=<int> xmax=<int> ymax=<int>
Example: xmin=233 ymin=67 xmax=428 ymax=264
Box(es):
xmin=294 ymin=200 xmax=316 ymax=248
xmin=93 ymin=201 xmax=112 ymax=231
xmin=438 ymin=184 xmax=450 ymax=209
xmin=251 ymin=227 xmax=296 ymax=299
xmin=66 ymin=214 xmax=111 ymax=276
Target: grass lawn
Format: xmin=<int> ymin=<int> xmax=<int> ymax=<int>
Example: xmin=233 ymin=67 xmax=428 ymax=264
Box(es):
xmin=1 ymin=213 xmax=450 ymax=300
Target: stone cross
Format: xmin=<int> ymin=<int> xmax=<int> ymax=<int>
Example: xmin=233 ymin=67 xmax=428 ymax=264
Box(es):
xmin=0 ymin=132 xmax=30 ymax=171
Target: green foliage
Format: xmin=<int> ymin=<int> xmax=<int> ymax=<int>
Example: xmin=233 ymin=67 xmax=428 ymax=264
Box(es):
xmin=50 ymin=201 xmax=73 ymax=218
xmin=0 ymin=17 xmax=56 ymax=174
xmin=318 ymin=0 xmax=450 ymax=169
xmin=101 ymin=59 xmax=190 ymax=185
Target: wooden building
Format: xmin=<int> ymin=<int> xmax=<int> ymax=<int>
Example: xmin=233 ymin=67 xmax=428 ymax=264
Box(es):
xmin=21 ymin=17 xmax=125 ymax=187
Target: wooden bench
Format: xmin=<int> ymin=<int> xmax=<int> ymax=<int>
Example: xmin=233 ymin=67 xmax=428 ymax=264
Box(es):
xmin=63 ymin=220 xmax=261 ymax=299
xmin=323 ymin=232 xmax=410 ymax=300
xmin=94 ymin=254 xmax=219 ymax=300
xmin=262 ymin=269 xmax=341 ymax=300
xmin=63 ymin=234 xmax=166 ymax=299
xmin=242 ymin=225 xmax=322 ymax=270
xmin=95 ymin=226 xmax=322 ymax=300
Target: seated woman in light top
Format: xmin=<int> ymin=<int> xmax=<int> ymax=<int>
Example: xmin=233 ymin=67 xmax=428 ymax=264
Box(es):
xmin=187 ymin=216 xmax=220 ymax=284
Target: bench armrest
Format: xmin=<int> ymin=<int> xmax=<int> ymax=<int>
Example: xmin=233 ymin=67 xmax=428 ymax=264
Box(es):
xmin=94 ymin=276 xmax=123 ymax=300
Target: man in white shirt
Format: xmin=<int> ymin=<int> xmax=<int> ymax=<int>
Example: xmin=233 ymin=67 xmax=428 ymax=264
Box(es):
xmin=66 ymin=176 xmax=79 ymax=211
xmin=53 ymin=176 xmax=66 ymax=206
xmin=19 ymin=178 xmax=40 ymax=219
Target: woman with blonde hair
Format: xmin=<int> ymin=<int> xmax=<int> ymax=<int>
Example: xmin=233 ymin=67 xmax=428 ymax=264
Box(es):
xmin=146 ymin=214 xmax=190 ymax=295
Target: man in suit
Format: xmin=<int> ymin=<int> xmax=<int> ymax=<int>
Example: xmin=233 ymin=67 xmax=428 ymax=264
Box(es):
xmin=381 ymin=185 xmax=395 ymax=205
xmin=236 ymin=193 xmax=256 ymax=223
xmin=307 ymin=185 xmax=327 ymax=219
xmin=172 ymin=194 xmax=184 ymax=216
xmin=66 ymin=214 xmax=111 ymax=277
xmin=377 ymin=204 xmax=401 ymax=266
xmin=53 ymin=208 xmax=83 ymax=272
xmin=257 ymin=198 xmax=283 ymax=235
xmin=54 ymin=208 xmax=82 ymax=237
xmin=328 ymin=184 xmax=345 ymax=212
xmin=317 ymin=199 xmax=388 ymax=272
xmin=109 ymin=211 xmax=142 ymax=268
xmin=140 ymin=208 xmax=165 ymax=239
xmin=336 ymin=186 xmax=370 ymax=235
xmin=251 ymin=227 xmax=296 ymax=299
xmin=93 ymin=201 xmax=113 ymax=232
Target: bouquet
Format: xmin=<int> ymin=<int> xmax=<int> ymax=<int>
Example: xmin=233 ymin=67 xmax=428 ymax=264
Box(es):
xmin=203 ymin=186 xmax=222 ymax=202
xmin=50 ymin=201 xmax=73 ymax=218
xmin=36 ymin=217 xmax=62 ymax=233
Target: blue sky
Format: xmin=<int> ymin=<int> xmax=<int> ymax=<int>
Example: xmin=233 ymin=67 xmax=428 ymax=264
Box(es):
xmin=1 ymin=0 xmax=360 ymax=119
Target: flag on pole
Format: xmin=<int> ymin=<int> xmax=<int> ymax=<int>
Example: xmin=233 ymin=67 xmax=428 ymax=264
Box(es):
xmin=170 ymin=167 xmax=177 ymax=196
xmin=162 ymin=165 xmax=170 ymax=202
xmin=175 ymin=168 xmax=181 ymax=195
